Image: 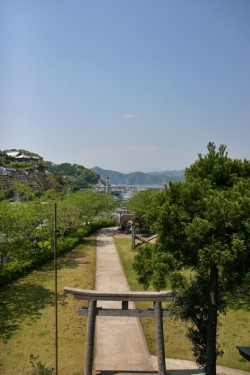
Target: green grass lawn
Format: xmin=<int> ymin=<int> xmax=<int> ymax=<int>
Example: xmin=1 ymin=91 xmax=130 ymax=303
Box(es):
xmin=1 ymin=234 xmax=250 ymax=373
xmin=114 ymin=237 xmax=250 ymax=372
xmin=0 ymin=236 xmax=96 ymax=375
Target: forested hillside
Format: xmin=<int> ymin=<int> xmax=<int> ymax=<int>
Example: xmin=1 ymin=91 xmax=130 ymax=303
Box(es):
xmin=46 ymin=162 xmax=99 ymax=186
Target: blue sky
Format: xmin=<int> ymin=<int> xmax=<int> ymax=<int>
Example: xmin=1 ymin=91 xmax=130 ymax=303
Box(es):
xmin=1 ymin=0 xmax=250 ymax=173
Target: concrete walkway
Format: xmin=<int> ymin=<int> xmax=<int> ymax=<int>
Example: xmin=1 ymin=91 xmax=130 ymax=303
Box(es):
xmin=95 ymin=228 xmax=153 ymax=371
xmin=94 ymin=228 xmax=250 ymax=375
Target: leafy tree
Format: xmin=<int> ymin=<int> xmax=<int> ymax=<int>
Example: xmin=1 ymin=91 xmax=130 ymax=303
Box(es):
xmin=56 ymin=200 xmax=79 ymax=239
xmin=126 ymin=189 xmax=158 ymax=230
xmin=0 ymin=181 xmax=117 ymax=281
xmin=39 ymin=189 xmax=62 ymax=201
xmin=66 ymin=190 xmax=115 ymax=223
xmin=0 ymin=202 xmax=16 ymax=264
xmin=0 ymin=199 xmax=54 ymax=263
xmin=172 ymin=273 xmax=226 ymax=368
xmin=133 ymin=143 xmax=250 ymax=375
xmin=127 ymin=189 xmax=158 ymax=217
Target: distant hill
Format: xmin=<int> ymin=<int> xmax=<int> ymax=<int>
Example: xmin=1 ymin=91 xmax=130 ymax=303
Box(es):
xmin=91 ymin=167 xmax=184 ymax=185
xmin=148 ymin=170 xmax=184 ymax=177
xmin=46 ymin=162 xmax=100 ymax=187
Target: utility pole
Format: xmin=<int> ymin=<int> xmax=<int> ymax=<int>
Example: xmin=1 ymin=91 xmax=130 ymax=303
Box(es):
xmin=131 ymin=221 xmax=135 ymax=250
xmin=54 ymin=203 xmax=58 ymax=375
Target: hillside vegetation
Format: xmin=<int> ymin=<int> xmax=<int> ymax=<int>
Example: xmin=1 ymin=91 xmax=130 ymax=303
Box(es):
xmin=47 ymin=162 xmax=99 ymax=187
xmin=0 ymin=172 xmax=69 ymax=202
xmin=1 ymin=149 xmax=100 ymax=201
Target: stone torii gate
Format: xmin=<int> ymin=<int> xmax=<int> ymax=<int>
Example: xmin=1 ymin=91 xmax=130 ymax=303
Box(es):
xmin=64 ymin=287 xmax=173 ymax=375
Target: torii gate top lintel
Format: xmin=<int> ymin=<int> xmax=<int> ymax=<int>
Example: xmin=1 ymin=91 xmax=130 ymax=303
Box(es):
xmin=64 ymin=286 xmax=173 ymax=301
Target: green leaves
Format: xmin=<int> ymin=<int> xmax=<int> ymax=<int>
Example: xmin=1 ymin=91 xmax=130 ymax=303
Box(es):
xmin=126 ymin=189 xmax=158 ymax=230
xmin=132 ymin=244 xmax=154 ymax=289
xmin=135 ymin=157 xmax=250 ymax=281
xmin=0 ymin=189 xmax=115 ymax=264
xmin=28 ymin=354 xmax=54 ymax=375
xmin=132 ymin=243 xmax=181 ymax=290
xmin=132 ymin=143 xmax=250 ymax=372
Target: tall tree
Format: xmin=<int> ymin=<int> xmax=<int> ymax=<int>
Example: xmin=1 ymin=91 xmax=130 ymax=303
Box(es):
xmin=127 ymin=189 xmax=158 ymax=217
xmin=133 ymin=143 xmax=250 ymax=375
xmin=0 ymin=200 xmax=53 ymax=261
xmin=66 ymin=190 xmax=115 ymax=223
xmin=127 ymin=189 xmax=158 ymax=230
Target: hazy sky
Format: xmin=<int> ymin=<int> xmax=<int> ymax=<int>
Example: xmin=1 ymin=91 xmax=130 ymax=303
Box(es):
xmin=1 ymin=1 xmax=250 ymax=173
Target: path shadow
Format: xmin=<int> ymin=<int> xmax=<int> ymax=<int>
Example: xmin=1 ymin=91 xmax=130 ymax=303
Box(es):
xmin=57 ymin=238 xmax=96 ymax=270
xmin=0 ymin=282 xmax=54 ymax=343
xmin=0 ymin=237 xmax=96 ymax=342
xmin=57 ymin=252 xmax=90 ymax=270
xmin=36 ymin=243 xmax=92 ymax=271
xmin=226 ymin=290 xmax=250 ymax=311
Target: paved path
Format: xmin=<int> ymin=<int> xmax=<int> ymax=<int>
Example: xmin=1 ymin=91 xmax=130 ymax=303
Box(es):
xmin=95 ymin=228 xmax=154 ymax=371
xmin=94 ymin=228 xmax=250 ymax=375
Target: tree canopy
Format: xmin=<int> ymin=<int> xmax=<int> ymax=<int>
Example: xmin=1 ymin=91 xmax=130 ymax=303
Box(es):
xmin=133 ymin=143 xmax=250 ymax=375
xmin=0 ymin=189 xmax=115 ymax=264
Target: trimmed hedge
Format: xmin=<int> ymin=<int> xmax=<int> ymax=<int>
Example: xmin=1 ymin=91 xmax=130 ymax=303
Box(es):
xmin=0 ymin=219 xmax=115 ymax=287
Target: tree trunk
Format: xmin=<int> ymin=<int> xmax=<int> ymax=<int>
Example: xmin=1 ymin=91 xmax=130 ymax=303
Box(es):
xmin=205 ymin=264 xmax=218 ymax=375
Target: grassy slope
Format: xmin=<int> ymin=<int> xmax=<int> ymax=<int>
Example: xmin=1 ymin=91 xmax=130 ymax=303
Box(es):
xmin=114 ymin=237 xmax=250 ymax=372
xmin=0 ymin=236 xmax=96 ymax=375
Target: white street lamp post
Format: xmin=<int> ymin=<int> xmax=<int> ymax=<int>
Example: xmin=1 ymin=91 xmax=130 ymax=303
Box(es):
xmin=106 ymin=177 xmax=110 ymax=219
xmin=106 ymin=177 xmax=110 ymax=194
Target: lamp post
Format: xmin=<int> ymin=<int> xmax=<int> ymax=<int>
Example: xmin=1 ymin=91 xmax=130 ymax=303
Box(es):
xmin=106 ymin=177 xmax=110 ymax=194
xmin=106 ymin=177 xmax=110 ymax=219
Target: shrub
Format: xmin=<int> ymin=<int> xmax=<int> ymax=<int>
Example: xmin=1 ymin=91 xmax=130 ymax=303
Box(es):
xmin=0 ymin=218 xmax=115 ymax=287
xmin=0 ymin=260 xmax=32 ymax=286
xmin=28 ymin=354 xmax=54 ymax=375
xmin=76 ymin=227 xmax=85 ymax=241
xmin=56 ymin=237 xmax=78 ymax=255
